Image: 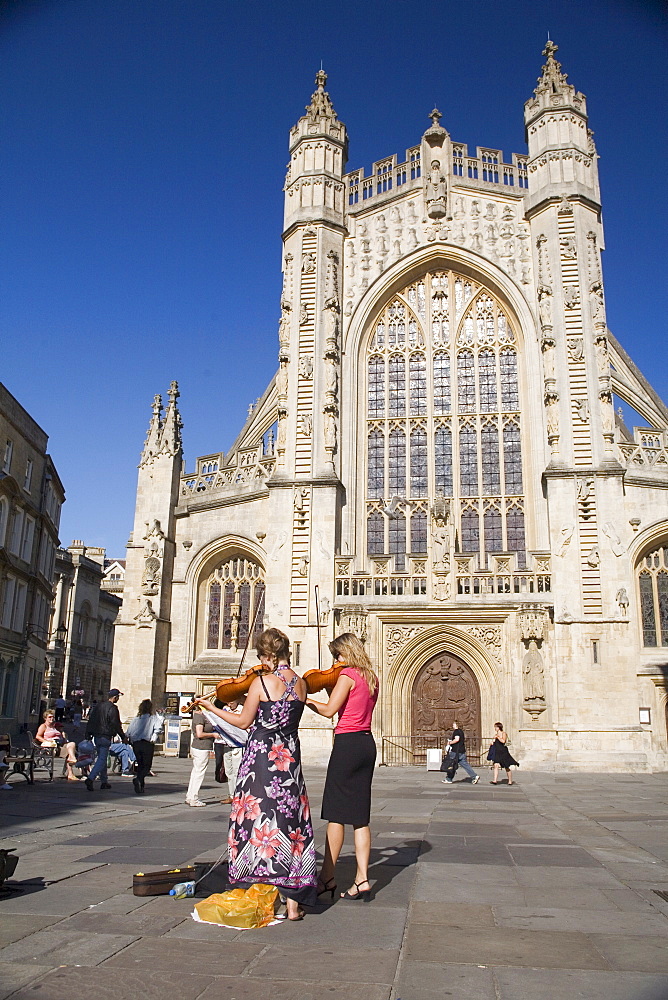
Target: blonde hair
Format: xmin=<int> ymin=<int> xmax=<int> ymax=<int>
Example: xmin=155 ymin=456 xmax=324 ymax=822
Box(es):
xmin=329 ymin=632 xmax=378 ymax=697
xmin=256 ymin=627 xmax=291 ymax=667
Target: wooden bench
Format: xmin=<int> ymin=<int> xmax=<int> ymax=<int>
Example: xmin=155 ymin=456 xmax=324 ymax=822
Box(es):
xmin=0 ymin=732 xmax=35 ymax=784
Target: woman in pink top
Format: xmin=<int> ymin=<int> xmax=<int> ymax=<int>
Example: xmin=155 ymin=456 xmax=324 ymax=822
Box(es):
xmin=307 ymin=633 xmax=379 ymax=902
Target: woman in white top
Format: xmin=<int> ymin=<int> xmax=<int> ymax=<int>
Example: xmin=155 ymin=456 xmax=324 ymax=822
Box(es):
xmin=126 ymin=699 xmax=163 ymax=794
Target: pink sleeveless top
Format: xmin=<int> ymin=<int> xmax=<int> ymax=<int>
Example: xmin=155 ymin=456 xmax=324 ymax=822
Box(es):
xmin=335 ymin=667 xmax=378 ymax=734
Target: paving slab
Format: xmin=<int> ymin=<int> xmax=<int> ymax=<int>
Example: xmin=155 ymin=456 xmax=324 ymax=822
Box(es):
xmin=492 ymin=904 xmax=668 ymax=936
xmin=0 ymin=961 xmax=51 ymax=1000
xmin=0 ymin=927 xmax=139 ymax=966
xmin=404 ymin=923 xmax=610 ymax=970
xmin=495 ymin=967 xmax=668 ymax=1000
xmin=100 ymin=935 xmax=264 ymax=974
xmin=0 ymin=914 xmax=55 ymax=947
xmin=5 ymin=966 xmax=217 ymax=1000
xmin=248 ymin=944 xmax=401 ymax=984
xmin=588 ymin=934 xmax=668 ymax=973
xmin=393 ymin=960 xmax=497 ymax=1000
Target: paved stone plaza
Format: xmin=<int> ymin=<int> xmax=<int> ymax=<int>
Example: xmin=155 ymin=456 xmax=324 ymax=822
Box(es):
xmin=1 ymin=759 xmax=667 ymax=1000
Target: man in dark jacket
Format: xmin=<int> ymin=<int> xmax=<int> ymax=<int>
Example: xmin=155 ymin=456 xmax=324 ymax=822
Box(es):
xmin=85 ymin=688 xmax=127 ymax=791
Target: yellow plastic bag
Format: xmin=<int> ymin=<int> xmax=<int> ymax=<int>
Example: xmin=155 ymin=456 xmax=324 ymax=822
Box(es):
xmin=194 ymin=883 xmax=279 ymax=928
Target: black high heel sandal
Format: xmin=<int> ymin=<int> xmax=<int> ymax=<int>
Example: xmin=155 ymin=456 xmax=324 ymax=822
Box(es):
xmin=340 ymin=880 xmax=371 ymax=901
xmin=317 ymin=877 xmax=337 ymax=899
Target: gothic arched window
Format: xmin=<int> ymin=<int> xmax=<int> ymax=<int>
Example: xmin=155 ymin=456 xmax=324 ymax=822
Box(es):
xmin=364 ymin=270 xmax=525 ymax=571
xmin=638 ymin=544 xmax=668 ymax=647
xmin=205 ymin=557 xmax=265 ymax=652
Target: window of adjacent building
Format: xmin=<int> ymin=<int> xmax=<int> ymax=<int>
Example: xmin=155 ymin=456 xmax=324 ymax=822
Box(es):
xmin=204 ymin=556 xmax=265 ymax=651
xmin=2 ymin=440 xmax=13 ymax=474
xmin=0 ymin=497 xmax=8 ymax=548
xmin=0 ymin=659 xmax=19 ymax=717
xmin=1 ymin=576 xmax=16 ymax=629
xmin=365 ymin=269 xmax=525 ymax=566
xmin=23 ymin=459 xmax=33 ymax=493
xmin=8 ymin=509 xmax=24 ymax=556
xmin=11 ymin=582 xmax=27 ymax=633
xmin=638 ymin=544 xmax=668 ymax=647
xmin=20 ymin=516 xmax=35 ymax=564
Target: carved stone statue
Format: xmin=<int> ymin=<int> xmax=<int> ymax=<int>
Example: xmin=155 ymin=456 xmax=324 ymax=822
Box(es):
xmin=324 ymin=410 xmax=337 ymax=451
xmin=431 ymin=515 xmax=449 ymax=568
xmin=616 ymin=587 xmax=629 ymax=616
xmin=590 ymin=281 xmax=605 ymax=324
xmin=302 ymin=253 xmax=316 ymax=273
xmin=522 ymin=640 xmax=546 ymax=701
xmin=538 ymin=285 xmax=553 ymax=329
xmin=299 ymin=355 xmax=313 ymax=379
xmin=425 ymin=159 xmax=447 ymax=219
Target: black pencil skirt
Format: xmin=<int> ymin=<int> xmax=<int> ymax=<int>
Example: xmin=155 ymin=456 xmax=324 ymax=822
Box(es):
xmin=321 ymin=731 xmax=377 ymax=827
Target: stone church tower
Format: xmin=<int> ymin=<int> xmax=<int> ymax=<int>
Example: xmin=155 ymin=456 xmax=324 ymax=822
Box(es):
xmin=113 ymin=45 xmax=668 ymax=769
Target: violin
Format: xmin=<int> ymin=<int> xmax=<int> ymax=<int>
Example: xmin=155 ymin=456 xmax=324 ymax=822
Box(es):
xmin=180 ymin=660 xmax=346 ymax=713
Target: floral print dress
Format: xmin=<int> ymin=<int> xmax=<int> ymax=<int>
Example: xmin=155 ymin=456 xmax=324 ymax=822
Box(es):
xmin=227 ymin=667 xmax=317 ymax=906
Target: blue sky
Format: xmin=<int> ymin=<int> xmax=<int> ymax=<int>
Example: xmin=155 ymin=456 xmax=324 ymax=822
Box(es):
xmin=1 ymin=0 xmax=666 ymax=555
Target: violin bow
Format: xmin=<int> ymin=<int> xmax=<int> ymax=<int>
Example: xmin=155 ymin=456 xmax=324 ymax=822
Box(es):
xmin=314 ymin=584 xmax=322 ymax=671
xmin=235 ymin=589 xmax=265 ymax=677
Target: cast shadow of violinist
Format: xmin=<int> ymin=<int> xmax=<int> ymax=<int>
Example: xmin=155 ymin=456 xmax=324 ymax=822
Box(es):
xmin=314 ymin=839 xmax=428 ymax=906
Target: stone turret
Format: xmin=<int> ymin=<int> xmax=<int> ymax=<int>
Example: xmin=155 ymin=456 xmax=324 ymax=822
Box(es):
xmin=524 ymin=40 xmax=600 ymax=211
xmin=110 ymin=382 xmax=183 ymax=711
xmin=283 ymin=70 xmax=348 ymax=233
xmin=265 ymin=72 xmax=348 ymax=637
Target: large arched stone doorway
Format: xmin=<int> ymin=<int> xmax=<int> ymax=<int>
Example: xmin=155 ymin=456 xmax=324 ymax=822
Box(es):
xmin=411 ymin=651 xmax=481 ymax=750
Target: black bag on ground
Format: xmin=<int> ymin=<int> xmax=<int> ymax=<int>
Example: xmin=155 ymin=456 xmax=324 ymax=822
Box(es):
xmin=440 ymin=751 xmax=460 ymax=779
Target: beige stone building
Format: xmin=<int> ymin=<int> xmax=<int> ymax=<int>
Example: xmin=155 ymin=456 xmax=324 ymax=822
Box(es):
xmin=0 ymin=382 xmax=64 ymax=734
xmin=112 ymin=44 xmax=668 ymax=769
xmin=47 ymin=542 xmax=121 ymax=706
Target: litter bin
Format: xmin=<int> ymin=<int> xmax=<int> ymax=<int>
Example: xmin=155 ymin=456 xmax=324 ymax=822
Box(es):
xmin=426 ymin=747 xmax=443 ymax=771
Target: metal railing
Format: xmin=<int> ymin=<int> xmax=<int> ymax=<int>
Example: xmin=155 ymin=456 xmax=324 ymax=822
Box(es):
xmin=380 ymin=734 xmax=492 ymax=768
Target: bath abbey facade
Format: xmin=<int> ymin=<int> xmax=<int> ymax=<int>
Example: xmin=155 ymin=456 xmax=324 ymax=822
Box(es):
xmin=112 ymin=44 xmax=668 ymax=769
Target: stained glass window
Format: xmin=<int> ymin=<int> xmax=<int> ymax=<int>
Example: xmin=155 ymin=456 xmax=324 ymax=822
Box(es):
xmin=500 ymin=349 xmax=519 ymax=411
xmin=389 ymin=511 xmax=406 ymax=571
xmin=207 ymin=582 xmax=221 ymax=648
xmin=638 ymin=546 xmax=668 ymax=646
xmin=368 ymin=356 xmax=385 ymax=417
xmin=368 ymin=431 xmax=385 ymax=499
xmin=433 ymin=352 xmax=451 ymax=414
xmin=435 ymin=426 xmax=453 ymax=496
xmin=460 ymin=425 xmax=478 ymax=497
xmin=461 ymin=508 xmax=479 ymax=553
xmin=365 ymin=270 xmax=526 ymax=571
xmin=389 ymin=428 xmax=406 ymax=495
xmin=388 ymin=355 xmax=405 ymax=417
xmin=411 ymin=509 xmax=428 ymax=552
xmin=478 ymin=350 xmax=497 ymax=412
xmin=409 ymin=354 xmax=427 ymax=415
xmin=481 ymin=423 xmax=500 ymax=494
xmin=640 ymin=572 xmax=657 ymax=646
xmin=205 ymin=559 xmax=265 ymax=652
xmin=367 ymin=511 xmax=384 ymax=554
xmin=410 ymin=428 xmax=428 ymax=497
xmin=457 ymin=351 xmax=475 ymax=412
xmin=503 ymin=422 xmax=522 ymax=494
xmin=484 ymin=508 xmax=503 ymax=553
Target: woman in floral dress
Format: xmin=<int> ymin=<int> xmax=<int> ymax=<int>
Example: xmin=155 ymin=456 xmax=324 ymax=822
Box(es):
xmin=195 ymin=628 xmax=317 ymax=920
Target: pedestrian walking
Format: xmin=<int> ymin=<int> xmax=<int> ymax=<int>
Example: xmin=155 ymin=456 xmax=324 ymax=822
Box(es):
xmin=441 ymin=720 xmax=480 ymax=784
xmin=126 ymin=699 xmax=163 ymax=794
xmin=488 ymin=722 xmax=519 ymax=784
xmin=84 ymin=688 xmax=127 ymax=791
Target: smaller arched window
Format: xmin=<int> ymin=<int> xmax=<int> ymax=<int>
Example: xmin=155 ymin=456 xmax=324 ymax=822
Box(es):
xmin=205 ymin=557 xmax=265 ymax=652
xmin=638 ymin=544 xmax=668 ymax=647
